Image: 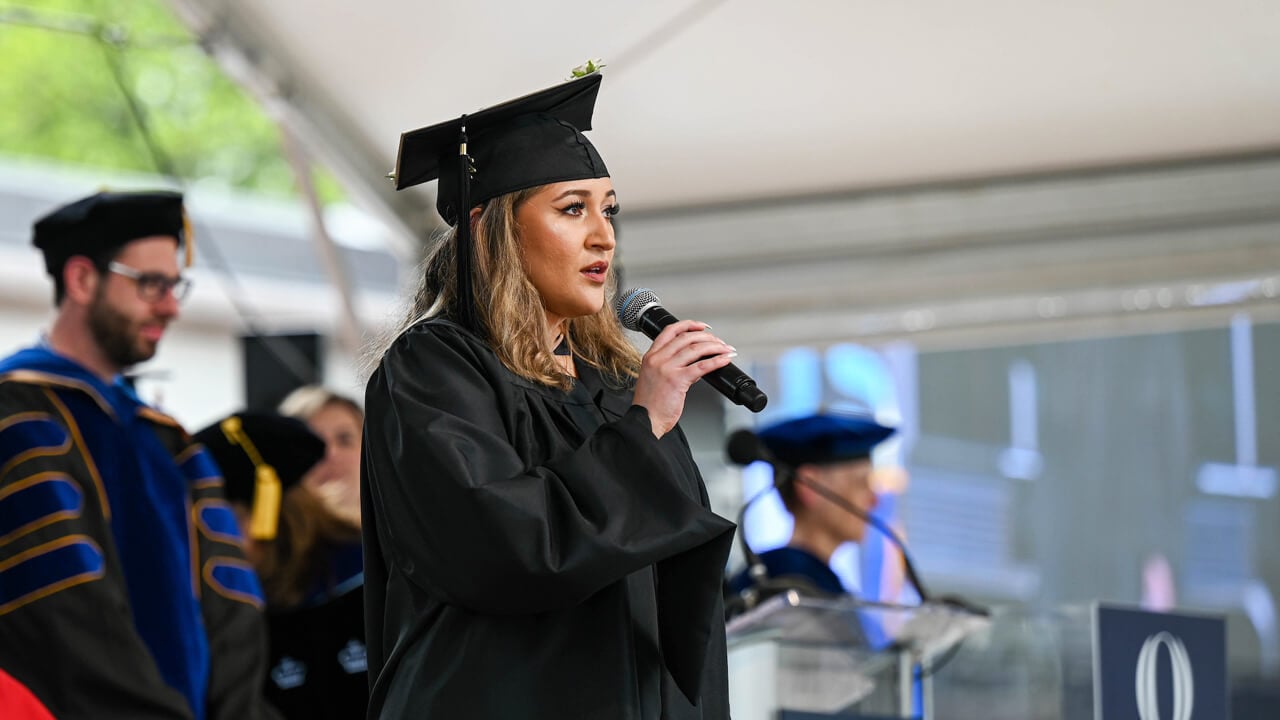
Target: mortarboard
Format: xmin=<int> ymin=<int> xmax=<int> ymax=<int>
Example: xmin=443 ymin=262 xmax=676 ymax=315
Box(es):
xmin=393 ymin=73 xmax=608 ymax=219
xmin=391 ymin=72 xmax=610 ymax=334
xmin=193 ymin=412 xmax=325 ymax=541
xmin=32 ymin=190 xmax=193 ymax=277
xmin=756 ymin=413 xmax=896 ymax=467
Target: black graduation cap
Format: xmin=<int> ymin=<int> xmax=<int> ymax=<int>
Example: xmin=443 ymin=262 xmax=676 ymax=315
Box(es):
xmin=32 ymin=190 xmax=192 ymax=277
xmin=193 ymin=411 xmax=325 ymax=540
xmin=391 ymin=72 xmax=610 ymax=334
xmin=755 ymin=413 xmax=896 ymax=467
xmin=393 ymin=73 xmax=608 ymax=220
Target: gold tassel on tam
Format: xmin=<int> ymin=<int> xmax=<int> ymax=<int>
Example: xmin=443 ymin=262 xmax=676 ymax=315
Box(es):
xmin=181 ymin=210 xmax=195 ymax=268
xmin=248 ymin=466 xmax=282 ymax=540
xmin=219 ymin=416 xmax=281 ymax=540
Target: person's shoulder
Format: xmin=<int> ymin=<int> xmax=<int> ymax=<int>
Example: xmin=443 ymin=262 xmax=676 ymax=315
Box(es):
xmin=0 ymin=355 xmax=68 ymax=409
xmin=136 ymin=406 xmax=195 ymax=455
xmin=759 ymin=547 xmax=845 ymax=594
xmin=366 ymin=319 xmax=507 ymax=409
xmin=381 ymin=317 xmax=495 ymax=370
xmin=0 ymin=370 xmax=46 ymax=403
xmin=0 ymin=347 xmax=60 ymax=391
xmin=0 ymin=347 xmax=114 ymax=409
xmin=390 ymin=317 xmax=481 ymax=351
xmin=758 ymin=546 xmax=825 ymax=578
xmin=0 ymin=348 xmax=29 ymax=376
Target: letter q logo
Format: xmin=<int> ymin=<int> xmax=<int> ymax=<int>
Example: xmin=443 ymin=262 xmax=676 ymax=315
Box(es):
xmin=1134 ymin=631 xmax=1194 ymax=720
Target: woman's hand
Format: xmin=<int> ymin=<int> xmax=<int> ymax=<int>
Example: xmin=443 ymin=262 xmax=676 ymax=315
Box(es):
xmin=631 ymin=320 xmax=736 ymax=438
xmin=310 ymin=479 xmax=363 ymax=528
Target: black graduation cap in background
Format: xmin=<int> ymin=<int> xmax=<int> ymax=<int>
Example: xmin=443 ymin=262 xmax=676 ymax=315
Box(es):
xmin=391 ymin=72 xmax=610 ymax=335
xmin=194 ymin=411 xmax=325 ymax=541
xmin=32 ymin=190 xmax=193 ymax=277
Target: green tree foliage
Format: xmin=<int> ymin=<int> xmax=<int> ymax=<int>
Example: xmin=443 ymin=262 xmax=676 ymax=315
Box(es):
xmin=0 ymin=0 xmax=340 ymax=201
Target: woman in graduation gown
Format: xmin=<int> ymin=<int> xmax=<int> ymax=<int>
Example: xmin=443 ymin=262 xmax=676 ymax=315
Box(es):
xmin=362 ymin=72 xmax=738 ymax=719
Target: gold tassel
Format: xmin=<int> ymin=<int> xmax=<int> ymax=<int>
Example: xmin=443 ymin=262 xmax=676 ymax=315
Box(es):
xmin=181 ymin=209 xmax=195 ymax=268
xmin=220 ymin=416 xmax=242 ymax=437
xmin=219 ymin=416 xmax=280 ymax=540
xmin=248 ymin=466 xmax=282 ymax=540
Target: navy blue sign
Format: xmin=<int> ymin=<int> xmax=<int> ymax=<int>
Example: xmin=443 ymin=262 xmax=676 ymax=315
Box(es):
xmin=1096 ymin=605 xmax=1227 ymax=720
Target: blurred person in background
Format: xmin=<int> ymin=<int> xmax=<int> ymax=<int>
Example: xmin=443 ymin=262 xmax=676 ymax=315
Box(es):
xmin=361 ymin=72 xmax=737 ymax=719
xmin=726 ymin=413 xmax=895 ymax=602
xmin=194 ymin=411 xmax=366 ymax=720
xmin=0 ymin=191 xmax=278 ymax=719
xmin=278 ymin=385 xmax=363 ymax=527
xmin=725 ymin=413 xmax=930 ymax=719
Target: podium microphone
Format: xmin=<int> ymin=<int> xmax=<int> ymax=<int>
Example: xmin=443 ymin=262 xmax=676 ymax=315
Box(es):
xmin=615 ymin=288 xmax=768 ymax=413
xmin=793 ymin=473 xmax=932 ymax=604
xmin=726 ymin=429 xmax=775 ymax=585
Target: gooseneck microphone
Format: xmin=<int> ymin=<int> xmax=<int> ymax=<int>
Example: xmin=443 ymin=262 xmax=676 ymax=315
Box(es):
xmin=726 ymin=430 xmax=778 ymax=589
xmin=615 ymin=288 xmax=768 ymax=413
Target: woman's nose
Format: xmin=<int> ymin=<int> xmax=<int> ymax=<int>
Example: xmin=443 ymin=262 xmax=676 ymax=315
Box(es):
xmin=588 ymin=213 xmax=615 ymax=250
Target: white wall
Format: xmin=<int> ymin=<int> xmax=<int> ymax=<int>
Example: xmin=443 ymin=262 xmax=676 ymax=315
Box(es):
xmin=133 ymin=325 xmax=245 ymax=432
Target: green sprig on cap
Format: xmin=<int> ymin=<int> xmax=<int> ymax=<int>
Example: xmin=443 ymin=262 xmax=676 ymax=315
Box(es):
xmin=569 ymin=59 xmax=606 ymax=79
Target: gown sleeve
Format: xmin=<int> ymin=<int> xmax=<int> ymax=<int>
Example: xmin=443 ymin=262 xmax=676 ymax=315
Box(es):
xmin=186 ymin=450 xmax=281 ymax=720
xmin=362 ymin=324 xmax=736 ymax=616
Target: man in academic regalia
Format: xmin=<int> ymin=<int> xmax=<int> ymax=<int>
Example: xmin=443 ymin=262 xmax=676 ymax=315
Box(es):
xmin=0 ymin=191 xmax=279 ymax=720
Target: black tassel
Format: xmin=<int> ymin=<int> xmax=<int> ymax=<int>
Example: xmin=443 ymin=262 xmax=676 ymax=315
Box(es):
xmin=454 ymin=117 xmax=480 ymax=335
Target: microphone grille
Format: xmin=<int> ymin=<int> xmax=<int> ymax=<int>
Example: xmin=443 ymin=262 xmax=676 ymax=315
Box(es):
xmin=615 ymin=287 xmax=660 ymax=332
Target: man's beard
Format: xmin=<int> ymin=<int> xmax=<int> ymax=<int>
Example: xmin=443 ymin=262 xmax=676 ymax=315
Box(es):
xmin=87 ymin=294 xmax=158 ymax=370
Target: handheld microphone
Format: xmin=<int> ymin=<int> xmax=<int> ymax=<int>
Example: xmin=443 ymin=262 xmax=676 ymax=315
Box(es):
xmin=615 ymin=288 xmax=768 ymax=413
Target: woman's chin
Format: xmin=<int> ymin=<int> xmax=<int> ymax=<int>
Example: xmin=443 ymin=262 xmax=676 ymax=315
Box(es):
xmin=556 ymin=296 xmax=606 ymax=320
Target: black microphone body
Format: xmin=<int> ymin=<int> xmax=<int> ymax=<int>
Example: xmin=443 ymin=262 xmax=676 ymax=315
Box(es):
xmin=632 ymin=302 xmax=768 ymax=413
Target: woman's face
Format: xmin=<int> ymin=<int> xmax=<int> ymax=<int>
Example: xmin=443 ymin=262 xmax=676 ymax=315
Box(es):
xmin=301 ymin=402 xmax=363 ymax=525
xmin=515 ymin=177 xmax=618 ymax=328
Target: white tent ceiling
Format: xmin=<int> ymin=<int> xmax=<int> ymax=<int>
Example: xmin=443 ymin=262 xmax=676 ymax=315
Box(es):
xmin=161 ymin=0 xmax=1280 ymax=355
xmin=171 ymin=0 xmax=1280 ymax=239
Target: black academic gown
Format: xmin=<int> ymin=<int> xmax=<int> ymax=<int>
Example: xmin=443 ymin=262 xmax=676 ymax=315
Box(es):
xmin=361 ymin=319 xmax=737 ymax=720
xmin=264 ymin=582 xmax=367 ymax=720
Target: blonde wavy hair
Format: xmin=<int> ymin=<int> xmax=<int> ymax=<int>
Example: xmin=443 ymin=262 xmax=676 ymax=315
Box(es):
xmin=278 ymin=385 xmax=363 ymax=424
xmin=385 ymin=186 xmax=641 ymax=390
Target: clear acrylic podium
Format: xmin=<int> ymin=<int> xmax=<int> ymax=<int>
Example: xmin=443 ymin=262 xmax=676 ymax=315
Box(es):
xmin=726 ymin=595 xmax=1226 ymax=720
xmin=726 ymin=591 xmax=991 ymax=720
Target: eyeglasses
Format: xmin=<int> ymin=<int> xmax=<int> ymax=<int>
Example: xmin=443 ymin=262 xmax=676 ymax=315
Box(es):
xmin=107 ymin=261 xmax=193 ymax=303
